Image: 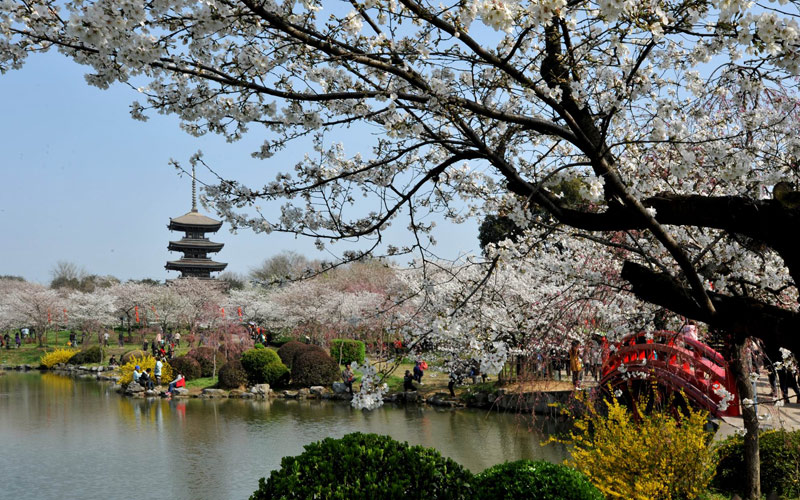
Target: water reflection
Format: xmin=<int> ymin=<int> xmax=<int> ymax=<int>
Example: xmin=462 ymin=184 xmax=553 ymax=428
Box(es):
xmin=0 ymin=372 xmax=567 ymax=500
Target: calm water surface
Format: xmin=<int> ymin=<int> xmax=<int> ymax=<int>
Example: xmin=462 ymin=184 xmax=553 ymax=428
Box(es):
xmin=0 ymin=372 xmax=566 ymax=500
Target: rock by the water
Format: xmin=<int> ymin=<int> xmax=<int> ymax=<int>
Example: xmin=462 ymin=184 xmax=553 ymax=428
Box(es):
xmin=298 ymin=388 xmax=310 ymax=399
xmin=201 ymin=388 xmax=226 ymax=398
xmin=332 ymin=382 xmax=348 ymax=394
xmin=172 ymin=388 xmax=190 ymax=397
xmin=250 ymin=384 xmax=271 ymax=397
xmin=125 ymin=382 xmax=145 ymax=394
xmin=309 ymin=386 xmax=327 ymax=396
xmin=282 ymin=390 xmax=298 ymax=399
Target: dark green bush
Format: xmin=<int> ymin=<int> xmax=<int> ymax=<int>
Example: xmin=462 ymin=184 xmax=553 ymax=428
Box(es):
xmin=120 ymin=350 xmax=146 ymax=365
xmin=240 ymin=348 xmax=289 ymax=386
xmin=277 ymin=340 xmax=319 ymax=369
xmin=69 ymin=345 xmax=103 ymax=365
xmin=330 ymin=339 xmax=366 ymax=365
xmin=253 ymin=343 xmax=265 ymax=349
xmin=169 ymin=355 xmax=202 ymax=381
xmin=250 ymin=432 xmax=473 ymax=500
xmin=473 ymin=460 xmax=603 ymax=500
xmin=186 ymin=347 xmax=227 ymax=377
xmin=714 ymin=429 xmax=800 ymax=498
xmin=218 ymin=359 xmax=248 ymax=389
xmin=291 ymin=349 xmax=340 ymax=387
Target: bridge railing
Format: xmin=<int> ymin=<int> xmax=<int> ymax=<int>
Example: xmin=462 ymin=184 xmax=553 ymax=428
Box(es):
xmin=600 ymin=330 xmax=740 ymax=417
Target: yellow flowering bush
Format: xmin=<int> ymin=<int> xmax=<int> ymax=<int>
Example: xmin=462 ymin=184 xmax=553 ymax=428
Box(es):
xmin=119 ymin=354 xmax=173 ymax=386
xmin=566 ymin=393 xmax=716 ymax=500
xmin=40 ymin=348 xmax=78 ymax=368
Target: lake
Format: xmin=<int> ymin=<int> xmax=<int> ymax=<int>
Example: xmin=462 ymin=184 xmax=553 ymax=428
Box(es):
xmin=0 ymin=371 xmax=566 ymax=500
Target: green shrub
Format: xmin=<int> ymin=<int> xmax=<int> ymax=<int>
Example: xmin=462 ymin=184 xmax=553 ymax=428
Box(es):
xmin=68 ymin=345 xmax=103 ymax=365
xmin=186 ymin=347 xmax=227 ymax=377
xmin=120 ymin=350 xmax=146 ymax=365
xmin=253 ymin=343 xmax=265 ymax=349
xmin=250 ymin=432 xmax=473 ymax=500
xmin=714 ymin=429 xmax=800 ymax=498
xmin=218 ymin=359 xmax=248 ymax=389
xmin=330 ymin=339 xmax=366 ymax=365
xmin=241 ymin=348 xmax=289 ymax=386
xmin=473 ymin=460 xmax=603 ymax=500
xmin=169 ymin=355 xmax=202 ymax=381
xmin=277 ymin=340 xmax=316 ymax=369
xmin=291 ymin=349 xmax=340 ymax=387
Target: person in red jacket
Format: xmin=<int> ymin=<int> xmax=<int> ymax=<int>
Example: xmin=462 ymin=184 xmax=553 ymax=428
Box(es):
xmin=167 ymin=373 xmax=185 ymax=395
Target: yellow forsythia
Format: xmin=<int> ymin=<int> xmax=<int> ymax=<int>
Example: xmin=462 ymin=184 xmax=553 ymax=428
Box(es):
xmin=40 ymin=348 xmax=77 ymax=368
xmin=567 ymin=394 xmax=716 ymax=500
xmin=119 ymin=354 xmax=173 ymax=387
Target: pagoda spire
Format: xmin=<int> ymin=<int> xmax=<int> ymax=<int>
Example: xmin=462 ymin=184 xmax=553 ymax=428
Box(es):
xmin=191 ymin=164 xmax=197 ymax=212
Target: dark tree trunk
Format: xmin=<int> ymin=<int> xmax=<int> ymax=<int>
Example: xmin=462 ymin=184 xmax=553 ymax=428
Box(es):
xmin=728 ymin=340 xmax=761 ymax=500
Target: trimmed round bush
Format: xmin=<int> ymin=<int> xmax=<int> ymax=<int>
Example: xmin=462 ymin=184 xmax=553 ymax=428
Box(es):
xmin=250 ymin=432 xmax=473 ymax=500
xmin=291 ymin=349 xmax=340 ymax=387
xmin=714 ymin=429 xmax=800 ymax=498
xmin=330 ymin=339 xmax=366 ymax=365
xmin=169 ymin=355 xmax=202 ymax=381
xmin=69 ymin=345 xmax=103 ymax=365
xmin=241 ymin=348 xmax=289 ymax=386
xmin=218 ymin=359 xmax=248 ymax=389
xmin=276 ymin=340 xmax=312 ymax=369
xmin=473 ymin=460 xmax=603 ymax=500
xmin=186 ymin=347 xmax=227 ymax=377
xmin=120 ymin=350 xmax=146 ymax=365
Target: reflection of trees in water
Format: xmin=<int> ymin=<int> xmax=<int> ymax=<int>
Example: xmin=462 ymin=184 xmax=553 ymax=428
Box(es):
xmin=40 ymin=373 xmax=75 ymax=393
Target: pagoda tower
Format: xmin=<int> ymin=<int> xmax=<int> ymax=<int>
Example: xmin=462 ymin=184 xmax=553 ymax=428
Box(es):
xmin=165 ymin=167 xmax=228 ymax=278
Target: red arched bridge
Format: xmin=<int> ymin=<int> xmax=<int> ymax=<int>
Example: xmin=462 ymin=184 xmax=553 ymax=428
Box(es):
xmin=600 ymin=331 xmax=740 ymax=417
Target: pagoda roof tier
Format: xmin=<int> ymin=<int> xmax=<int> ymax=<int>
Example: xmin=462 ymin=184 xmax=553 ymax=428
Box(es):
xmin=168 ymin=210 xmax=223 ymax=231
xmin=165 ymin=258 xmax=228 ymax=272
xmin=168 ymin=239 xmax=224 ymax=252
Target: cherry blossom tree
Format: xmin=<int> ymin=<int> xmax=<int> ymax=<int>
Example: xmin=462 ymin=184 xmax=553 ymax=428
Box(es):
xmin=7 ymin=2 xmax=800 ymax=494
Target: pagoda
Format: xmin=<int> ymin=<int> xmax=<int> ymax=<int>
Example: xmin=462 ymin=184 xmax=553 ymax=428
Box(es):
xmin=165 ymin=167 xmax=228 ymax=278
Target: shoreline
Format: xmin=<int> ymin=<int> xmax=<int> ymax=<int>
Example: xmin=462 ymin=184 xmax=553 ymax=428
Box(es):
xmin=0 ymin=362 xmax=583 ymax=414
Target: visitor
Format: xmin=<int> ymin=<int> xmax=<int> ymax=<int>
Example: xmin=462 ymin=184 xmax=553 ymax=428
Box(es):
xmin=174 ymin=332 xmax=181 ymax=347
xmin=569 ymin=340 xmax=583 ymax=389
xmin=680 ymin=319 xmax=698 ymax=341
xmin=15 ymin=331 xmax=21 ymax=349
xmin=154 ymin=358 xmax=164 ymax=385
xmin=777 ymin=348 xmax=800 ymax=404
xmin=118 ymin=331 xmax=124 ymax=347
xmin=413 ymin=361 xmax=424 ymax=384
xmin=167 ymin=373 xmax=185 ymax=395
xmin=108 ymin=355 xmax=118 ymax=367
xmin=143 ymin=339 xmax=148 ymax=352
xmin=140 ymin=368 xmax=154 ymax=390
xmin=103 ymin=332 xmax=109 ymax=347
xmin=403 ymin=370 xmax=416 ymax=392
xmin=167 ymin=344 xmax=174 ymax=360
xmin=69 ymin=331 xmax=76 ymax=347
xmin=448 ymin=369 xmax=463 ymax=397
xmin=342 ymin=365 xmax=355 ymax=393
xmin=132 ymin=365 xmax=142 ymax=384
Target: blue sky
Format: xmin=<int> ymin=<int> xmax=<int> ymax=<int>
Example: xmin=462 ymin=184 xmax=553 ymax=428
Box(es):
xmin=0 ymin=51 xmax=478 ymax=284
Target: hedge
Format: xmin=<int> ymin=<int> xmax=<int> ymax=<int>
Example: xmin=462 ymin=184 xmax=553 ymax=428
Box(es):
xmin=330 ymin=339 xmax=366 ymax=366
xmin=251 ymin=432 xmax=473 ymax=499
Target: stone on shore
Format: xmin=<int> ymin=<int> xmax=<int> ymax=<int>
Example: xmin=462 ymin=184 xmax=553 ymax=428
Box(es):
xmin=201 ymin=388 xmax=227 ymax=398
xmin=332 ymin=382 xmax=348 ymax=394
xmin=125 ymin=382 xmax=144 ymax=394
xmin=250 ymin=384 xmax=271 ymax=397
